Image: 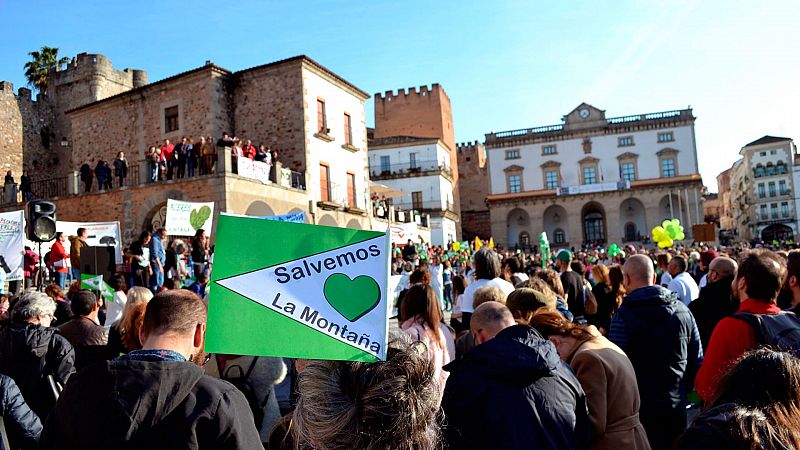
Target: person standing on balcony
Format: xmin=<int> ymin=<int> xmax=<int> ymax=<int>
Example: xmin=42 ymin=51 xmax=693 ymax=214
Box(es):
xmin=187 ymin=137 xmax=200 ymax=178
xmin=206 ymin=135 xmax=216 ymax=174
xmin=146 ymin=146 xmax=159 ymax=183
xmin=161 ymin=139 xmax=175 ymax=181
xmin=79 ymin=162 xmax=93 ymax=192
xmin=95 ymin=160 xmax=110 ymax=190
xmin=20 ymin=170 xmax=31 ymax=201
xmin=255 ymin=144 xmax=268 ymax=163
xmin=175 ymin=137 xmax=189 ymax=180
xmin=114 ymin=152 xmax=128 ymax=187
xmin=242 ymin=139 xmax=257 ymax=160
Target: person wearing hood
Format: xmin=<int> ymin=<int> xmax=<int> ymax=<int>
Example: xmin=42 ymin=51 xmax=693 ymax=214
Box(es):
xmin=39 ymin=289 xmax=261 ymax=449
xmin=608 ymin=254 xmax=703 ymax=450
xmin=441 ymin=302 xmax=590 ymax=450
xmin=0 ymin=291 xmax=75 ymax=421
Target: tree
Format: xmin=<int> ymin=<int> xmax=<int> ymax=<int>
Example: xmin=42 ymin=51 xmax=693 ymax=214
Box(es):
xmin=23 ymin=46 xmax=68 ymax=94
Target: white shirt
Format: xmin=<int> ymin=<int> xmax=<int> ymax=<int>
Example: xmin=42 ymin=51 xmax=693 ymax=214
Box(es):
xmin=668 ymin=272 xmax=700 ymax=305
xmin=660 ymin=271 xmax=673 ymax=287
xmin=461 ymin=277 xmax=515 ymax=313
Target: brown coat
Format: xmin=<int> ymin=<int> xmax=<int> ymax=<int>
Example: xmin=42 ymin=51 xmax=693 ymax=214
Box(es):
xmin=69 ymin=236 xmax=88 ymax=268
xmin=566 ymin=330 xmax=651 ymax=450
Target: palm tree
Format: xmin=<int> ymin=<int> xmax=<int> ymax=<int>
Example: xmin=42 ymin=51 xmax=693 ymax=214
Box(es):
xmin=23 ymin=46 xmax=68 ymax=94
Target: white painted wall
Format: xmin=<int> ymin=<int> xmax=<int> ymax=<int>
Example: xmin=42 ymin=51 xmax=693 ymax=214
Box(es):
xmin=488 ymin=124 xmax=698 ymax=194
xmin=368 ymin=141 xmax=451 ymax=176
xmin=302 ymin=67 xmax=369 ymax=209
xmin=373 ymin=174 xmax=453 ymax=210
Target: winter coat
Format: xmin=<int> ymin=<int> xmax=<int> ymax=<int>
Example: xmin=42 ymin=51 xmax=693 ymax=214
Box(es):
xmin=565 ymin=330 xmax=650 ymax=450
xmin=68 ymin=236 xmax=88 ymax=270
xmin=0 ymin=324 xmax=75 ymax=421
xmin=442 ymin=325 xmax=590 ymax=450
xmin=674 ymin=403 xmax=794 ymax=449
xmin=113 ymin=157 xmax=128 ymax=178
xmin=0 ymin=373 xmax=41 ymax=450
xmin=57 ymin=316 xmax=110 ymax=370
xmin=608 ymin=285 xmax=703 ymax=417
xmin=39 ymin=358 xmax=262 ymax=449
xmin=688 ymin=275 xmax=737 ymax=351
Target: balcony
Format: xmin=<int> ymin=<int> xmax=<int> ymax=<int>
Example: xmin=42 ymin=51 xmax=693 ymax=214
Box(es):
xmin=372 ymin=204 xmax=430 ymax=228
xmin=318 ymin=182 xmax=368 ymax=214
xmin=369 ymin=160 xmax=452 ymax=181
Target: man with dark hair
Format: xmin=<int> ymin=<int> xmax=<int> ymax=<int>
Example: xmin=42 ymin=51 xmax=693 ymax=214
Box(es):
xmin=695 ymin=249 xmax=793 ymax=402
xmin=57 ymin=290 xmax=107 ymax=370
xmin=40 ymin=290 xmax=261 ymax=449
xmin=667 ymin=255 xmax=699 ymax=305
xmin=150 ymin=228 xmax=167 ymax=293
xmin=689 ymin=256 xmax=738 ymax=351
xmin=460 ymin=248 xmax=514 ymax=329
xmin=501 ymin=256 xmax=528 ymax=286
xmin=443 ymin=302 xmax=590 ymax=449
xmin=556 ymin=249 xmax=585 ymax=318
xmin=69 ymin=227 xmax=88 ymax=283
xmin=609 ymin=254 xmax=702 ymax=450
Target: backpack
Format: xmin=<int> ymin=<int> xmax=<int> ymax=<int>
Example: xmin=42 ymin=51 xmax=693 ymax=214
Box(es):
xmin=220 ymin=357 xmax=269 ymax=430
xmin=734 ymin=311 xmax=800 ymax=352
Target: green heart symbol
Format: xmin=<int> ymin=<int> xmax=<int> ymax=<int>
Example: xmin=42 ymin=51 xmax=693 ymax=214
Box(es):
xmin=323 ymin=273 xmax=381 ymax=322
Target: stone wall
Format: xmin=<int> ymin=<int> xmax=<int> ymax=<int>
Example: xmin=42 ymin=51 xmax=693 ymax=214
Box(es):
xmin=0 ymin=82 xmax=55 ymax=180
xmin=457 ymin=141 xmax=489 ymax=239
xmin=461 ymin=210 xmax=491 ymax=240
xmin=233 ymin=60 xmax=306 ymax=172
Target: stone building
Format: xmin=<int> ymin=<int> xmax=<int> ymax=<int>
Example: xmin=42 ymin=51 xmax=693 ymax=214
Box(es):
xmin=0 ymin=53 xmax=376 ymax=244
xmin=485 ymin=103 xmax=704 ymax=249
xmin=456 ymin=141 xmax=490 ymax=240
xmin=367 ymin=84 xmax=462 ymax=245
xmin=716 ymin=167 xmax=735 ymax=237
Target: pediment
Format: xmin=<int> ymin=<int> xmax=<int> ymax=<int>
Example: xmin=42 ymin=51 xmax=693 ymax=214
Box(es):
xmin=578 ymin=156 xmax=600 ymax=165
xmin=657 ymin=148 xmax=679 ymax=157
xmin=617 ymin=152 xmax=640 ymax=160
xmin=503 ymin=164 xmax=525 ymax=173
xmin=540 ymin=160 xmax=561 ymax=169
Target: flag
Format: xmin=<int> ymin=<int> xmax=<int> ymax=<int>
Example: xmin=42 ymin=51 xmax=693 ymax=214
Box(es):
xmin=206 ymin=213 xmax=390 ymax=361
xmin=474 ymin=237 xmax=483 ymax=251
xmin=81 ymin=274 xmax=114 ymax=302
xmin=488 ymin=237 xmax=494 ymax=249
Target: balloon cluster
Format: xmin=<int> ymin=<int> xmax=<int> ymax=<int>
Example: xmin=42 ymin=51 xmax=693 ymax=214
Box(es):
xmin=651 ymin=218 xmax=685 ymax=249
xmin=608 ymin=243 xmax=625 ymax=258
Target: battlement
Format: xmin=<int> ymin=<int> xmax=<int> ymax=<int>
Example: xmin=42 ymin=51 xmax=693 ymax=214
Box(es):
xmin=0 ymin=82 xmax=48 ymax=103
xmin=51 ymin=52 xmax=147 ymax=89
xmin=457 ymin=141 xmax=482 ymax=152
xmin=374 ymin=83 xmax=447 ymax=101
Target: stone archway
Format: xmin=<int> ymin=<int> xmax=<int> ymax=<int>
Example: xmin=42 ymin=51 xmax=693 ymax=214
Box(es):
xmin=543 ymin=205 xmax=568 ymax=246
xmin=761 ymin=224 xmax=794 ymax=242
xmin=346 ymin=218 xmax=363 ymax=230
xmin=318 ymin=214 xmax=338 ymax=227
xmin=619 ymin=198 xmax=646 ymax=242
xmin=134 ymin=189 xmax=186 ymax=243
xmin=582 ymin=202 xmax=606 ymax=244
xmin=506 ymin=208 xmax=530 ymax=248
xmin=658 ymin=193 xmax=687 ymax=224
xmin=245 ymin=200 xmax=275 ymax=217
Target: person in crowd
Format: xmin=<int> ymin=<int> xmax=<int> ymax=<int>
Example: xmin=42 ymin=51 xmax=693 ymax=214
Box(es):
xmin=255 ymin=144 xmax=269 ymax=163
xmin=502 ymin=255 xmax=529 ymax=286
xmin=20 ymin=170 xmax=32 ymax=201
xmin=505 ymin=283 xmax=558 ymax=324
xmin=242 ymin=139 xmax=256 ymax=160
xmin=57 ymin=290 xmax=108 ymax=370
xmin=0 ymin=372 xmax=43 ymax=449
xmin=205 ymin=134 xmax=217 ymax=174
xmin=589 ymin=264 xmax=615 ymax=333
xmin=400 ymin=284 xmax=455 ymax=404
xmin=0 ymin=295 xmax=9 ymax=323
xmin=40 ymin=290 xmax=262 ymax=449
xmin=94 ymin=160 xmax=109 ymax=190
xmin=697 ymin=249 xmax=718 ymax=289
xmin=529 ymin=310 xmax=650 ymax=449
xmin=68 ymin=227 xmax=88 ymax=282
xmin=113 ymin=151 xmax=128 ymax=187
xmin=781 ymin=250 xmax=800 ymax=314
xmin=442 ymin=302 xmax=590 ymax=449
xmin=186 ymin=271 xmax=208 ymax=298
xmin=186 ymin=137 xmax=198 ymax=177
xmin=127 ymin=231 xmax=152 ymax=288
xmin=557 ymin=249 xmax=586 ymax=320
xmin=106 ymin=286 xmax=152 ymax=356
xmin=656 ymin=253 xmax=672 ymax=287
xmin=450 ymin=274 xmax=467 ymax=333
xmin=676 ymin=349 xmax=800 ymax=449
xmin=429 ymin=255 xmax=444 ymax=306
xmin=442 ymin=259 xmax=454 ymax=311
xmin=531 ymin=267 xmax=574 ymax=321
xmin=79 ymin=161 xmax=93 ymax=192
xmin=191 ymin=228 xmax=208 ymax=277
xmin=401 ymin=239 xmax=418 ymax=262
xmin=106 ymin=274 xmax=128 ymax=328
xmin=166 ymin=239 xmax=189 ymax=287
xmin=0 ymin=291 xmax=75 ymax=420
xmin=48 ymin=232 xmax=69 ymax=290
xmin=460 ymin=248 xmax=515 ymax=330
xmin=688 ymin=256 xmax=738 ymax=351
xmin=695 ymin=250 xmax=789 ymax=402
xmin=231 ymin=138 xmax=243 ymax=158
xmin=608 ymin=254 xmax=703 ymax=450
xmin=161 ymin=139 xmax=175 ymax=180
xmin=146 ymin=145 xmax=160 ymax=183
xmin=667 ymin=255 xmax=700 ymax=305
xmin=23 ymin=246 xmax=39 ymax=289
xmin=149 ymin=228 xmax=167 ymax=293
xmin=174 ymin=137 xmax=189 ymax=179
xmin=191 ymin=136 xmax=206 ymax=177
xmin=287 ymin=334 xmax=440 ymax=450
xmin=216 ymin=132 xmax=234 ymax=151
xmin=44 ymin=284 xmax=72 ymax=326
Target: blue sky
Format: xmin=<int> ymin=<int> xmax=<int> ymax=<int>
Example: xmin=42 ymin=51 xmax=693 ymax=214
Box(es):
xmin=2 ymin=0 xmax=798 ymax=192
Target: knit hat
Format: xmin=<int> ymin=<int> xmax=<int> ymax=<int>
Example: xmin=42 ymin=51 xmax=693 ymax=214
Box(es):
xmin=556 ymin=249 xmax=573 ymax=262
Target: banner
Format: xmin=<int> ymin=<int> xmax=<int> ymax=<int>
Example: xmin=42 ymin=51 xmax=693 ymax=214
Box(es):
xmin=264 ymin=211 xmax=306 ymax=223
xmin=0 ymin=211 xmax=24 ymax=281
xmin=81 ymin=273 xmax=114 ymax=303
xmin=165 ymin=199 xmax=214 ymax=236
xmin=206 ymin=213 xmax=390 ymax=361
xmin=26 ymin=221 xmax=123 ymax=265
xmin=237 ymin=158 xmax=272 ymax=184
xmin=389 ymin=222 xmax=418 ymax=245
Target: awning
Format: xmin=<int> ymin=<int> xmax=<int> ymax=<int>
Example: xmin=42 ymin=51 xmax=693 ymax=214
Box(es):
xmin=369 ymin=182 xmax=405 ymax=199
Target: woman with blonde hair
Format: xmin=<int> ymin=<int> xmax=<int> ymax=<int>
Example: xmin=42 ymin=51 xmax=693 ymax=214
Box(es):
xmin=106 ymin=286 xmax=153 ymax=356
xmin=528 ymin=310 xmax=650 ymax=450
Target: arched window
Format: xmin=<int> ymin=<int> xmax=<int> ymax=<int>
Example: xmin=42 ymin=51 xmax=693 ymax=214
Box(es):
xmin=754 ymin=164 xmax=765 ymax=178
xmin=766 ymin=162 xmax=776 ymax=177
xmin=554 ymin=228 xmax=565 ymax=244
xmin=583 ymin=211 xmax=605 ymax=242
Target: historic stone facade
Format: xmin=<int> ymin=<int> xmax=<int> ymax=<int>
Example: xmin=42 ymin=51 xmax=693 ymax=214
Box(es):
xmin=456 ymin=141 xmax=490 ymax=240
xmin=0 ymin=83 xmax=54 ymax=181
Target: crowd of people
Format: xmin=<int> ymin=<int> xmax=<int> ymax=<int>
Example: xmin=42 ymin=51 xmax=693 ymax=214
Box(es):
xmin=1 ymin=235 xmax=800 ymax=448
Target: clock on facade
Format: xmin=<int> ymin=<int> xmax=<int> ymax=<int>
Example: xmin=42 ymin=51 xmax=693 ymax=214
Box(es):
xmin=579 ymin=108 xmax=590 ymax=119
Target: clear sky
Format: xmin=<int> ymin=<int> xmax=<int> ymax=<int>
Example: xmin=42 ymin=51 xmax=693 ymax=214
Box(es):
xmin=2 ymin=0 xmax=798 ymax=192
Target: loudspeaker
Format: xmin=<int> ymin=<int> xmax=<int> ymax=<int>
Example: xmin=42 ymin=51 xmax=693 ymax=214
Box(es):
xmin=80 ymin=246 xmax=115 ymax=282
xmin=27 ymin=201 xmax=57 ymax=242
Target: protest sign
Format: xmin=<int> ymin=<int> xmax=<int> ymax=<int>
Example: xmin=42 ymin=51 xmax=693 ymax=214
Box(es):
xmin=25 ymin=221 xmax=122 ymax=265
xmin=237 ymin=158 xmax=272 ymax=184
xmin=81 ymin=273 xmax=114 ymax=302
xmin=0 ymin=211 xmax=24 ymax=281
xmin=206 ymin=214 xmax=390 ymax=361
xmin=165 ymin=199 xmax=214 ymax=236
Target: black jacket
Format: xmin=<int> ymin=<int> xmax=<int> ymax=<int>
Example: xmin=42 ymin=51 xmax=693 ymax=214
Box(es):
xmin=674 ymin=402 xmax=793 ymax=449
xmin=609 ymin=285 xmax=703 ymax=415
xmin=442 ymin=325 xmax=590 ymax=450
xmin=0 ymin=374 xmax=41 ymax=450
xmin=689 ymin=276 xmax=737 ymax=351
xmin=0 ymin=324 xmax=75 ymax=420
xmin=40 ymin=359 xmax=262 ymax=449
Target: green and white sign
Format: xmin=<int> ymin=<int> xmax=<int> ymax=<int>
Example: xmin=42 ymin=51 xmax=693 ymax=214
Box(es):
xmin=165 ymin=199 xmax=214 ymax=236
xmin=206 ymin=214 xmax=390 ymax=361
xmin=81 ymin=273 xmax=113 ymax=303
